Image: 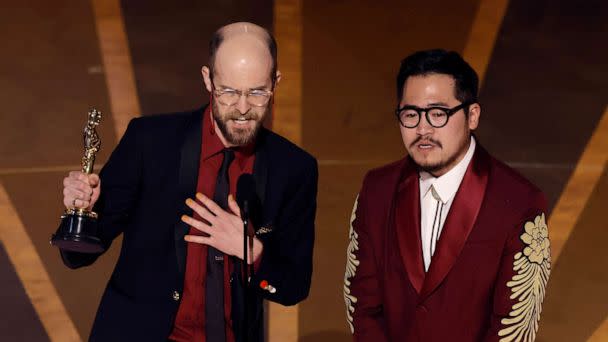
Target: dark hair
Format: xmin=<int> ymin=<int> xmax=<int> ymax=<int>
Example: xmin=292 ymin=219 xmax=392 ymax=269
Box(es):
xmin=208 ymin=29 xmax=278 ymax=85
xmin=396 ymin=49 xmax=478 ymax=105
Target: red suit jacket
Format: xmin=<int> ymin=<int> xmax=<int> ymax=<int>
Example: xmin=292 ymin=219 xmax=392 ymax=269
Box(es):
xmin=344 ymin=145 xmax=550 ymax=342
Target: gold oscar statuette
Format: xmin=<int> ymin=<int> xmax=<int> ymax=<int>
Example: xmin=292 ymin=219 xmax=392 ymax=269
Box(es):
xmin=51 ymin=109 xmax=104 ymax=253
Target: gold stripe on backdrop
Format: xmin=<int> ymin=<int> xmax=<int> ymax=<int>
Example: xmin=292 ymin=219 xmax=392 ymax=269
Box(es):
xmin=269 ymin=0 xmax=302 ymax=341
xmin=0 ymin=182 xmax=82 ymax=342
xmin=92 ymin=0 xmax=142 ymax=139
xmin=273 ymin=0 xmax=302 ymax=146
xmin=588 ymin=313 xmax=608 ymax=342
xmin=462 ymin=0 xmax=510 ymax=86
xmin=550 ymin=106 xmax=608 ymax=262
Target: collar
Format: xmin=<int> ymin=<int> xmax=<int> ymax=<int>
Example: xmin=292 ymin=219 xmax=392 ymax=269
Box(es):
xmin=419 ymin=136 xmax=476 ymax=203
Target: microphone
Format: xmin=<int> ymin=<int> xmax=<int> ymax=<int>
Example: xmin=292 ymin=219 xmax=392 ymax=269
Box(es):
xmin=236 ymin=173 xmax=256 ymax=222
xmin=236 ymin=173 xmax=257 ymax=340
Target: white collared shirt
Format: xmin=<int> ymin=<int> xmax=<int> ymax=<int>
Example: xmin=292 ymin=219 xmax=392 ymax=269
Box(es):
xmin=419 ymin=137 xmax=476 ymax=271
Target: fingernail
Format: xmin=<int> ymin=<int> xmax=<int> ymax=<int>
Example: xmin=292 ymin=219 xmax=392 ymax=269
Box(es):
xmin=196 ymin=193 xmax=204 ymax=200
xmin=185 ymin=198 xmax=193 ymax=206
xmin=181 ymin=215 xmax=188 ymax=221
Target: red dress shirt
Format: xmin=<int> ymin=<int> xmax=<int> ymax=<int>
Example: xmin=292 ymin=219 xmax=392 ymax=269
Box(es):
xmin=169 ymin=108 xmax=255 ymax=342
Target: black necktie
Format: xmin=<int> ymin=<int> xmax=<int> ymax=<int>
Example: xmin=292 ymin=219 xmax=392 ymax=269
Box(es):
xmin=206 ymin=148 xmax=234 ymax=342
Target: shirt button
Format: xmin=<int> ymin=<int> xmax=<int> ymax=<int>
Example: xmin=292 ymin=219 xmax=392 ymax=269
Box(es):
xmin=172 ymin=291 xmax=180 ymax=301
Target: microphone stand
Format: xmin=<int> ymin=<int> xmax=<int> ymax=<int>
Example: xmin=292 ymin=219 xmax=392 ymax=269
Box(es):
xmin=241 ymin=200 xmax=250 ymax=342
xmin=237 ymin=173 xmax=256 ymax=342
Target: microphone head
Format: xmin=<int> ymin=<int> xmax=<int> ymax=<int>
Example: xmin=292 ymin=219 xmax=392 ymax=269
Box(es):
xmin=236 ymin=173 xmax=256 ymax=209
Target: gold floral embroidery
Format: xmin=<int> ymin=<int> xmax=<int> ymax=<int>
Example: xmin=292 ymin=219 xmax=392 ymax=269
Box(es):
xmin=498 ymin=213 xmax=551 ymax=342
xmin=344 ymin=195 xmax=360 ymax=334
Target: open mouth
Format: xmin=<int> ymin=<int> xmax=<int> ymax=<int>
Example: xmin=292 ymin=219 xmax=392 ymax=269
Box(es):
xmin=412 ymin=137 xmax=441 ymax=150
xmin=418 ymin=142 xmax=436 ymax=149
xmin=232 ymin=117 xmax=252 ymax=125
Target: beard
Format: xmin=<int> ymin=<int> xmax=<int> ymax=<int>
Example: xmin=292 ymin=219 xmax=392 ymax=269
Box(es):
xmin=212 ymin=100 xmax=269 ymax=146
xmin=410 ymin=134 xmax=470 ymax=175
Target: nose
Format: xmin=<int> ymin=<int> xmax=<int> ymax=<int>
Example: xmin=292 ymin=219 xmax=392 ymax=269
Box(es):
xmin=235 ymin=93 xmax=251 ymax=115
xmin=416 ymin=113 xmax=434 ymax=136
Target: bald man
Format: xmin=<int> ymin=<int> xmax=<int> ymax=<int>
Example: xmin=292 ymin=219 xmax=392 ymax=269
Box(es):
xmin=57 ymin=22 xmax=317 ymax=342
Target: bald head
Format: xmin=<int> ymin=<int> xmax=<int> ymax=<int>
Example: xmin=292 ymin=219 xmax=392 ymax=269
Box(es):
xmin=207 ymin=22 xmax=278 ymax=83
xmin=219 ymin=22 xmax=270 ymax=39
xmin=201 ymin=23 xmax=279 ymax=148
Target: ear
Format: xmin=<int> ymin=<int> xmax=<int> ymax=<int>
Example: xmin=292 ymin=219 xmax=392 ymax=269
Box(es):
xmin=467 ymin=103 xmax=481 ymax=130
xmin=201 ymin=66 xmax=212 ymax=93
xmin=274 ymin=70 xmax=282 ymax=85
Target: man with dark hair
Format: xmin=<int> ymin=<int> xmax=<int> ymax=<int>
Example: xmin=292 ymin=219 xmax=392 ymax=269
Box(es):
xmin=344 ymin=49 xmax=550 ymax=341
xmin=58 ymin=22 xmax=317 ymax=341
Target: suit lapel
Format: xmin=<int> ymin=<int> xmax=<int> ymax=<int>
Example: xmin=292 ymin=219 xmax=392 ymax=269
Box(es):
xmin=394 ymin=159 xmax=425 ymax=294
xmin=252 ymin=129 xmax=268 ymax=207
xmin=174 ymin=109 xmax=204 ymax=278
xmin=250 ymin=128 xmax=272 ymax=232
xmin=420 ymin=146 xmax=490 ymax=299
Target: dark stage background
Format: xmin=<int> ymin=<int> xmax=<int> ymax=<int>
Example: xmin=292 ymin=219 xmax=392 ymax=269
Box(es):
xmin=0 ymin=0 xmax=606 ymax=341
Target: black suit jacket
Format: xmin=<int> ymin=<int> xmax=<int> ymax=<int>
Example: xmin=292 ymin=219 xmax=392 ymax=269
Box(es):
xmin=59 ymin=107 xmax=318 ymax=341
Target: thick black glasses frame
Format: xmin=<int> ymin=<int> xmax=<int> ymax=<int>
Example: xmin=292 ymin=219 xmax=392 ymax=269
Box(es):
xmin=395 ymin=102 xmax=472 ymax=128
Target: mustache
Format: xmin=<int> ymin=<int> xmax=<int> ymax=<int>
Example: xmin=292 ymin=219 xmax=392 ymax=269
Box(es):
xmin=410 ymin=136 xmax=442 ymax=148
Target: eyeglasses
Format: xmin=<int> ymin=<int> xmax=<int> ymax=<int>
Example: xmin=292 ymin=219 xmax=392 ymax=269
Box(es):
xmin=395 ymin=102 xmax=472 ymax=128
xmin=212 ymin=85 xmax=273 ymax=107
xmin=210 ymin=73 xmax=274 ymax=107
